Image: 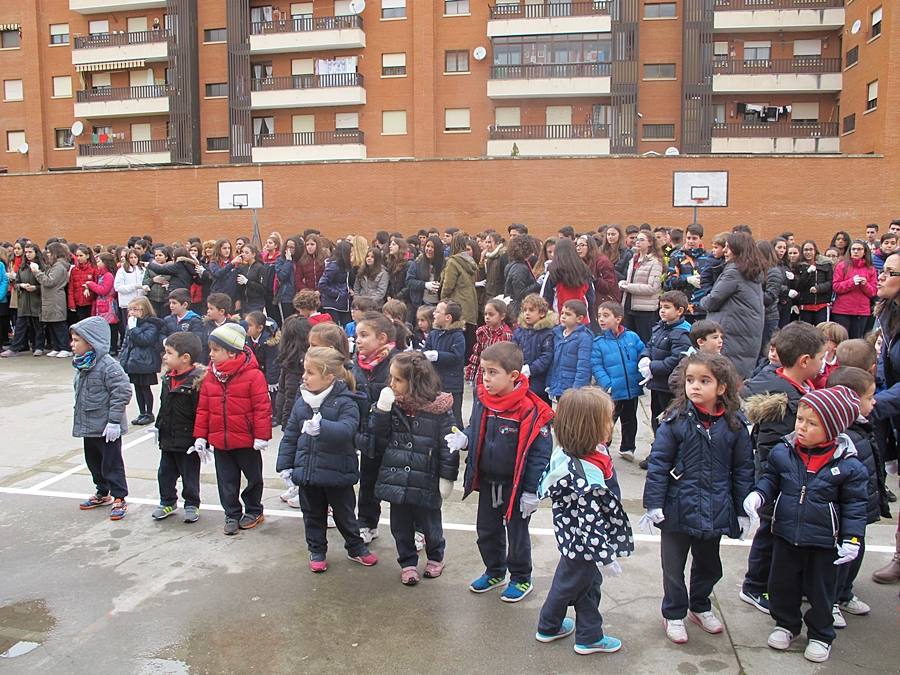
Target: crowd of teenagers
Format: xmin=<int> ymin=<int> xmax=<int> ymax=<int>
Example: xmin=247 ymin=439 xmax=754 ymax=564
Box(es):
xmin=3 ymin=220 xmax=900 ymax=662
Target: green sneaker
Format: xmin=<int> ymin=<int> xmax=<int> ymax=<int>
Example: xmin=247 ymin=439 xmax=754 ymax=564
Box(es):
xmin=501 ymin=580 xmax=533 ymax=603
xmin=151 ymin=504 xmax=177 ymax=520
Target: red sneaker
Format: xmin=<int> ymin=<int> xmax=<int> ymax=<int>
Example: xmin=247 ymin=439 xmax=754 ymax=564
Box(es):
xmin=347 ymin=552 xmax=378 ymax=567
xmin=309 ymin=556 xmax=328 ymax=573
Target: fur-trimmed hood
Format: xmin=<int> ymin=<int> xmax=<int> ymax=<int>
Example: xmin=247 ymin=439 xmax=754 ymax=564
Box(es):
xmin=517 ymin=311 xmax=557 ymax=331
xmin=439 ymin=319 xmax=466 ymax=332
xmin=744 ymin=392 xmax=789 ymax=424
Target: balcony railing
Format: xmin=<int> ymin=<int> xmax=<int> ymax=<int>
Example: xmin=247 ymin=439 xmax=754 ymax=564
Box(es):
xmin=78 ymin=138 xmax=171 ymax=156
xmin=250 ymin=14 xmax=362 ymax=35
xmin=251 ymin=72 xmax=363 ymax=91
xmin=253 ymin=130 xmax=365 ymax=147
xmin=489 ymin=123 xmax=610 ymax=139
xmin=73 ymin=29 xmax=169 ymax=49
xmin=714 ymin=0 xmax=843 ymax=9
xmin=76 ymin=84 xmax=171 ymax=102
xmin=490 ymin=62 xmax=612 ymax=79
xmin=713 ymin=58 xmax=841 ymax=74
xmin=488 ymin=1 xmax=612 ymax=19
xmin=711 ymin=122 xmax=839 ymax=137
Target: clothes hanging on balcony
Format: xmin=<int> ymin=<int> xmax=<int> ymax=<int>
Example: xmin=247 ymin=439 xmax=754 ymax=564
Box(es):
xmin=735 ymin=103 xmax=792 ymax=123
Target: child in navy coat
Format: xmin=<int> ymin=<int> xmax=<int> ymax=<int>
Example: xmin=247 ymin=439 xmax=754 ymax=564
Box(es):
xmin=512 ymin=293 xmax=555 ymax=404
xmin=422 ymin=300 xmax=467 ymax=426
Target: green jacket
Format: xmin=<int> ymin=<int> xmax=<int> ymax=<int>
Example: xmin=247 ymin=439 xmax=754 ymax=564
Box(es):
xmin=440 ymin=253 xmax=478 ymax=325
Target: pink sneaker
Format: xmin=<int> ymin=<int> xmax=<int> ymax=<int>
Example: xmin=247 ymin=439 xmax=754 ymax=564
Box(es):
xmin=423 ymin=560 xmax=445 ymax=578
xmin=401 ymin=566 xmax=420 ymax=585
xmin=308 ymin=555 xmax=328 ymax=573
xmin=348 ymin=552 xmax=378 ymax=567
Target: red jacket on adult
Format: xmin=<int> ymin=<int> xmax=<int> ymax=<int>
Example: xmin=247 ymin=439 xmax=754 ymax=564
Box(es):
xmin=68 ymin=261 xmax=97 ymax=310
xmin=194 ymin=348 xmax=273 ymax=450
xmin=831 ymin=257 xmax=877 ymax=316
xmin=294 ymin=256 xmax=324 ymax=292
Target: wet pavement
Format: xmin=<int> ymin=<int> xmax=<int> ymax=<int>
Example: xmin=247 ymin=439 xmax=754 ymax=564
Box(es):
xmin=0 ymin=357 xmax=898 ymax=674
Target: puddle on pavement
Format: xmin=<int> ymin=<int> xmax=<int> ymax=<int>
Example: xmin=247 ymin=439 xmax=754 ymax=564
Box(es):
xmin=0 ymin=600 xmax=55 ymax=659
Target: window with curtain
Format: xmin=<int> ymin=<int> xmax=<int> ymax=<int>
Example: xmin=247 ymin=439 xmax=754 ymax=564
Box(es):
xmin=50 ymin=24 xmax=69 ymax=45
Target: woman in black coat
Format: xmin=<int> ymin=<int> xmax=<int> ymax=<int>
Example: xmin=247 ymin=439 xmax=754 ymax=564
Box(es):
xmin=236 ymin=244 xmax=268 ymax=316
xmin=146 ymin=246 xmax=197 ymax=293
xmin=503 ymin=234 xmax=538 ymax=321
xmin=404 ymin=235 xmax=445 ymax=325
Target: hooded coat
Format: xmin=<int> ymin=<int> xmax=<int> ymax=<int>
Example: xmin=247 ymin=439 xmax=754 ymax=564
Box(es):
xmin=795 ymin=256 xmax=833 ymax=307
xmin=155 ymin=366 xmax=207 ymax=452
xmin=831 ymin=258 xmax=878 ymax=316
xmin=13 ymin=261 xmax=41 ymax=318
xmin=512 ymin=312 xmax=556 ymax=398
xmin=423 ymin=319 xmax=467 ymax=393
xmin=71 ymin=317 xmax=132 ymax=438
xmin=119 ymin=316 xmax=166 ymax=375
xmin=440 ymin=252 xmax=478 ymax=326
xmin=147 ymin=257 xmax=198 ymax=292
xmin=32 ymin=258 xmax=69 ymax=323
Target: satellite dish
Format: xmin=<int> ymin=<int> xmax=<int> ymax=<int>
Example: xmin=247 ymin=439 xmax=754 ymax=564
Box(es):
xmin=851 ymin=19 xmax=862 ymax=35
xmin=17 ymin=142 xmax=29 ymax=155
xmin=348 ymin=0 xmax=365 ymax=14
xmin=473 ymin=46 xmax=487 ymax=61
xmin=71 ymin=121 xmax=85 ymax=137
xmin=664 ymin=146 xmax=680 ymax=156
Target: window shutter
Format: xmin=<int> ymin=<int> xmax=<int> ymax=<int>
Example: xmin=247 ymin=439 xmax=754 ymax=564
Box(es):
xmin=382 ymin=53 xmax=406 ymax=68
xmin=445 ymin=108 xmax=470 ymax=130
xmin=495 ymin=107 xmax=521 ymax=126
xmin=382 ymin=110 xmax=407 ymax=134
xmin=790 ymin=102 xmax=819 ymax=120
xmin=793 ymin=40 xmax=822 ymax=57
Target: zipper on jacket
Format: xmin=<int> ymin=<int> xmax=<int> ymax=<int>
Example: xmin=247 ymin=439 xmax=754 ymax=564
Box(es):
xmin=795 ymin=454 xmax=811 ymax=545
xmin=615 ymin=339 xmax=632 ymax=394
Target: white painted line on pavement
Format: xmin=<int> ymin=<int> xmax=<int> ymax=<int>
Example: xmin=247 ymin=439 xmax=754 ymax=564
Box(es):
xmin=0 ymin=486 xmax=894 ymax=554
xmin=26 ymin=432 xmax=156 ymax=491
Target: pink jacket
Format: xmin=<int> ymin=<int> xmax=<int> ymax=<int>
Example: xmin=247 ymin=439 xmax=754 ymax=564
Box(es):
xmin=86 ymin=271 xmax=118 ymax=323
xmin=831 ymin=258 xmax=877 ymax=316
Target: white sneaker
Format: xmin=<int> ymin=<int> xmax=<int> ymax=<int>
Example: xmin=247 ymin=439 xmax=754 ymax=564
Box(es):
xmin=56 ymin=350 xmax=73 ymax=358
xmin=664 ymin=619 xmax=688 ymax=644
xmin=839 ymin=595 xmax=871 ymax=615
xmin=33 ymin=349 xmax=44 ymax=356
xmin=767 ymin=627 xmax=795 ymax=651
xmin=279 ymin=486 xmax=298 ymax=503
xmin=45 ymin=350 xmax=59 ymax=357
xmin=327 ymin=506 xmax=336 ymax=529
xmin=804 ymin=639 xmax=831 ymax=663
xmin=359 ymin=527 xmax=378 ymax=544
xmin=689 ymin=610 xmax=724 ymax=634
xmin=618 ymin=449 xmax=635 ymax=462
xmin=286 ymin=494 xmax=300 ymax=509
xmin=415 ymin=531 xmax=426 ymax=551
xmin=831 ymin=604 xmax=847 ymax=629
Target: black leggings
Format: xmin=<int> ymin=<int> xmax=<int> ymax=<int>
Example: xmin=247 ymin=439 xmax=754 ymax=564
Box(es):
xmin=832 ymin=313 xmax=869 ymax=340
xmin=134 ymin=384 xmax=154 ymax=416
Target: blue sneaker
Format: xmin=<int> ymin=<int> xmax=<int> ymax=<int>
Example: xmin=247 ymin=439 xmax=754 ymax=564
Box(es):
xmin=574 ymin=635 xmax=622 ymax=655
xmin=469 ymin=573 xmax=507 ymax=593
xmin=536 ymin=617 xmax=575 ymax=643
xmin=500 ymin=579 xmax=533 ymax=603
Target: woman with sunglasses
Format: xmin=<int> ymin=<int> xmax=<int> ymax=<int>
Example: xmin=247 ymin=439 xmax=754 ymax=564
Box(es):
xmin=795 ymin=240 xmax=833 ymax=326
xmin=831 ymin=240 xmax=878 ymax=339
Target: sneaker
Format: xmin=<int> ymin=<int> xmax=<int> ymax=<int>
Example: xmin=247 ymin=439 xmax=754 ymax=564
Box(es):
xmin=638 ymin=458 xmax=649 ymax=470
xmin=0 ymin=349 xmax=18 ymax=358
xmin=767 ymin=627 xmax=796 ymax=651
xmin=309 ymin=554 xmax=328 ymax=573
xmin=279 ymin=486 xmax=298 ymax=503
xmin=618 ymin=449 xmax=635 ymax=462
xmin=501 ymin=580 xmax=533 ymax=603
xmin=224 ymin=518 xmax=240 ymax=535
xmin=536 ymin=617 xmax=575 ymax=643
xmin=423 ymin=560 xmax=444 ymax=579
xmin=469 ymin=573 xmax=507 ymax=593
xmin=348 ymin=551 xmax=378 ymax=567
xmin=79 ymin=493 xmax=113 ymax=510
xmin=109 ymin=499 xmax=127 ymax=521
xmin=133 ymin=413 xmax=154 ymax=426
xmin=689 ymin=610 xmax=724 ymax=635
xmin=804 ymin=639 xmax=831 ymax=663
xmin=839 ymin=595 xmax=871 ymax=615
xmin=831 ymin=605 xmax=847 ymax=629
xmin=327 ymin=506 xmax=336 ymax=528
xmin=415 ymin=531 xmax=426 ymax=551
xmin=239 ymin=513 xmax=264 ymax=530
xmin=359 ymin=526 xmax=379 ymax=544
xmin=45 ymin=350 xmax=59 ymax=357
xmin=151 ymin=504 xmax=177 ymax=520
xmin=739 ymin=590 xmax=771 ymax=614
xmin=183 ymin=505 xmax=199 ymax=523
xmin=574 ymin=635 xmax=622 ymax=655
xmin=286 ymin=494 xmax=301 ymax=509
xmin=32 ymin=349 xmax=43 ymax=357
xmin=56 ymin=350 xmax=73 ymax=358
xmin=401 ymin=566 xmax=420 ymax=585
xmin=664 ymin=619 xmax=688 ymax=644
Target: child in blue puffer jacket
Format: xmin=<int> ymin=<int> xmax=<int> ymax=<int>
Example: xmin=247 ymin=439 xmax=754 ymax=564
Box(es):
xmin=512 ymin=294 xmax=555 ymax=404
xmin=591 ymin=301 xmax=645 ymax=461
xmin=547 ymin=299 xmax=593 ymax=400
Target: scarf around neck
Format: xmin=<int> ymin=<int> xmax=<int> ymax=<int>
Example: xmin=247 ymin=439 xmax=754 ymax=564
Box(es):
xmin=301 ymin=383 xmax=334 ymax=412
xmin=211 ymin=350 xmax=248 ymax=383
xmin=357 ymin=342 xmax=396 ymax=372
xmin=73 ymin=351 xmax=97 ymax=371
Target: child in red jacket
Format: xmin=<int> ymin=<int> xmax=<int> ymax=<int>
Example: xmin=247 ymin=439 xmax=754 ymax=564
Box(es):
xmin=193 ymin=322 xmax=272 ymax=536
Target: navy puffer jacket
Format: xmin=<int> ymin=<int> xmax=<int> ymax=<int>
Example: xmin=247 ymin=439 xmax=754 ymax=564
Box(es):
xmin=643 ymin=404 xmax=754 ymax=539
xmin=119 ymin=316 xmax=165 ymax=375
xmin=640 ymin=319 xmax=692 ymax=392
xmin=512 ymin=312 xmax=556 ymax=398
xmin=423 ymin=322 xmax=466 ymax=393
xmin=840 ymin=420 xmax=887 ymax=524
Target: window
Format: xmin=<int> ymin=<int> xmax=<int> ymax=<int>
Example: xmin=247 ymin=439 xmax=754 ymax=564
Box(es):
xmin=250 ymin=5 xmax=273 ymax=24
xmin=92 ymin=73 xmax=111 ymax=89
xmin=713 ymin=104 xmax=725 ymax=125
xmin=382 ymin=110 xmax=407 ymax=135
xmin=493 ymin=34 xmax=611 ymax=67
xmin=445 ymin=50 xmax=469 ymax=73
xmin=713 ymin=41 xmax=729 ymax=57
xmin=791 ymin=102 xmax=819 ymax=124
xmin=843 ymin=113 xmax=856 ymax=134
xmin=336 ymin=112 xmax=359 ymax=129
xmin=546 ymin=105 xmax=572 ymax=125
xmin=206 ymin=137 xmax=229 ymax=151
xmin=291 ymin=2 xmax=313 ymax=18
xmin=643 ymin=63 xmax=676 ymax=79
xmin=88 ymin=20 xmax=109 ymax=35
xmin=6 ymin=130 xmax=25 ymax=152
xmin=127 ymin=16 xmax=148 ymax=32
xmin=1 ymin=30 xmax=20 ymax=48
xmin=52 ymin=76 xmax=72 ymax=98
xmin=445 ymin=0 xmax=469 ymax=15
xmin=644 ymin=3 xmax=676 ymax=18
xmin=445 ymin=108 xmax=470 ymax=132
xmin=253 ymin=116 xmax=275 ymax=140
xmin=335 ymin=0 xmax=354 ymax=15
xmin=793 ymin=39 xmax=822 ymax=57
xmin=291 ymin=58 xmax=314 ymax=75
xmin=55 ymin=128 xmax=74 ymax=149
xmin=743 ymin=41 xmax=771 ymax=62
xmin=49 ymin=23 xmax=69 ymax=45
xmin=382 ymin=53 xmax=407 ymax=76
xmin=846 ymin=46 xmax=859 ymax=68
xmin=642 ymin=124 xmax=676 ymax=140
xmin=867 ymin=80 xmax=878 ymax=111
xmin=495 ymin=107 xmax=520 ymax=127
xmin=3 ymin=79 xmax=23 ymax=101
xmin=292 ymin=115 xmax=314 ymax=134
xmin=381 ymin=0 xmax=406 ymax=19
xmin=871 ymin=6 xmax=882 ymax=38
xmin=205 ymin=82 xmax=228 ymax=97
xmin=203 ymin=27 xmax=226 ymax=42
xmin=252 ymin=62 xmax=273 ymax=80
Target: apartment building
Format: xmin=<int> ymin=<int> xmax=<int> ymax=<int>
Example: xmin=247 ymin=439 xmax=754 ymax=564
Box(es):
xmin=0 ymin=0 xmax=893 ymax=175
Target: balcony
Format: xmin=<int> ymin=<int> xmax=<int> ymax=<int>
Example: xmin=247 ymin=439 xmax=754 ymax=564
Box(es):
xmin=74 ymin=85 xmax=171 ymax=118
xmin=72 ymin=30 xmax=169 ymax=66
xmin=487 ymin=124 xmax=610 ymax=156
xmin=714 ymin=0 xmax=844 ymax=32
xmin=249 ymin=15 xmax=365 ymax=54
xmin=250 ymin=73 xmax=365 ymax=110
xmin=711 ymin=121 xmax=839 ymax=153
xmin=488 ymin=1 xmax=612 ymax=37
xmin=712 ymin=58 xmax=841 ymax=93
xmin=76 ymin=138 xmax=172 ymax=168
xmin=488 ymin=62 xmax=612 ymax=99
xmin=70 ymin=0 xmax=166 ymax=13
xmin=251 ymin=130 xmax=366 ymax=163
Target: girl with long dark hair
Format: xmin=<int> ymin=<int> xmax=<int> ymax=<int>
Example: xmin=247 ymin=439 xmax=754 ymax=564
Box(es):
xmin=318 ymin=239 xmax=353 ymax=325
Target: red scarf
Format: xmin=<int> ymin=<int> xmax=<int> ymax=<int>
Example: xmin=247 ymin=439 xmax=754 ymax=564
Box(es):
xmin=357 ymin=342 xmax=396 ymax=372
xmin=583 ymin=446 xmax=614 ymax=479
xmin=794 ymin=440 xmax=836 ymax=474
xmin=211 ymin=350 xmax=249 ymax=383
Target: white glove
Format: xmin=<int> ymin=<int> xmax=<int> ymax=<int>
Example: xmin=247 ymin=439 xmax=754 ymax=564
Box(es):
xmin=743 ymin=491 xmax=763 ymax=522
xmin=638 ymin=357 xmax=652 ymax=383
xmin=738 ymin=516 xmax=751 ymax=540
xmin=785 ymin=270 xmax=795 ymax=280
xmin=444 ymin=427 xmax=468 ymax=453
xmin=347 ymin=337 xmax=355 ymax=353
xmin=439 ymin=478 xmax=454 ymax=500
xmin=237 ymin=274 xmax=248 ymax=285
xmin=103 ymin=423 xmax=122 ymax=443
xmin=253 ymin=438 xmax=268 ymax=451
xmin=188 ymin=438 xmax=212 ymax=464
xmin=602 ymin=560 xmax=622 ymax=577
xmin=834 ymin=540 xmax=860 ymax=566
xmin=423 ymin=350 xmax=438 ymax=362
xmin=127 ymin=315 xmax=137 ymax=329
xmin=30 ymin=262 xmax=40 ymax=273
xmin=788 ymin=289 xmax=799 ymax=298
xmin=474 ymin=279 xmax=486 ymax=288
xmin=520 ymin=492 xmax=540 ymax=519
xmin=618 ymin=280 xmax=629 ymax=290
xmin=268 ymin=383 xmax=278 ymax=393
xmin=425 ymin=281 xmax=439 ymax=292
xmin=791 ymin=305 xmax=800 ymax=316
xmin=376 ymin=387 xmax=396 ymax=412
xmin=301 ymin=412 xmax=322 ymax=437
xmin=279 ymin=468 xmax=294 ymax=488
xmin=687 ymin=274 xmax=701 ymax=289
xmin=853 ymin=275 xmax=864 ymax=285
xmin=520 ymin=364 xmax=531 ymax=378
xmin=638 ymin=508 xmax=664 ymax=534
xmin=808 ymin=264 xmax=816 ymax=273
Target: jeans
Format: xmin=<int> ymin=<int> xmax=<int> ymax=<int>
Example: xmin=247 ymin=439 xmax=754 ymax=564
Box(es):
xmin=832 ymin=313 xmax=869 ymax=340
xmin=158 ymin=451 xmax=201 ymax=508
xmin=83 ymin=436 xmax=128 ymax=499
xmin=390 ymin=503 xmax=445 ymax=567
xmin=660 ymin=530 xmax=723 ymax=619
xmin=213 ymin=448 xmax=263 ymax=520
xmin=538 ymin=556 xmax=605 ymax=644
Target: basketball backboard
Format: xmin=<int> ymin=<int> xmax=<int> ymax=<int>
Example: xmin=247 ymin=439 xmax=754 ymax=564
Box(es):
xmin=673 ymin=171 xmax=728 ymax=207
xmin=218 ymin=180 xmax=263 ymax=210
